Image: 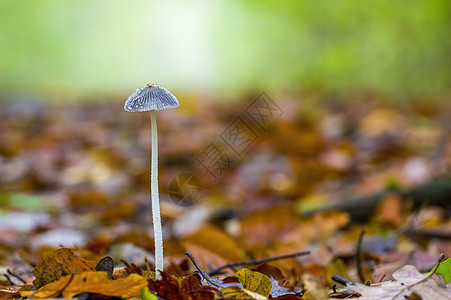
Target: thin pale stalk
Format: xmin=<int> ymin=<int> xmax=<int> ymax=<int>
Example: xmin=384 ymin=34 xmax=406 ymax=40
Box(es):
xmin=150 ymin=110 xmax=164 ymax=279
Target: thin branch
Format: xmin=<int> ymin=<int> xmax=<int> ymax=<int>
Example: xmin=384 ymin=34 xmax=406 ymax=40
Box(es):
xmin=407 ymin=228 xmax=451 ymax=240
xmin=390 ymin=254 xmax=445 ymax=300
xmin=6 ymin=269 xmax=26 ymax=284
xmin=208 ymin=250 xmax=310 ymax=276
xmin=356 ymin=230 xmax=366 ymax=283
xmin=3 ymin=273 xmax=14 ymax=286
xmin=331 ymin=274 xmax=355 ymax=286
xmin=185 ymin=252 xmax=222 ymax=288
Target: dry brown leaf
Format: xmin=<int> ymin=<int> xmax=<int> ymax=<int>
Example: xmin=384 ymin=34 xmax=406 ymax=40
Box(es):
xmin=238 ymin=205 xmax=302 ymax=245
xmin=375 ymin=193 xmax=404 ymax=228
xmin=183 ymin=225 xmax=245 ymax=269
xmin=22 ymin=271 xmax=147 ymax=299
xmin=148 ymin=272 xmax=216 ymax=300
xmin=32 ymin=248 xmax=96 ymax=288
xmin=346 ymin=265 xmax=450 ymax=300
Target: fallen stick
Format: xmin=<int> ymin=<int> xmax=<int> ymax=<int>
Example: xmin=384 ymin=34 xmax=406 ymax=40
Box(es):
xmin=355 ymin=230 xmax=366 ymax=283
xmin=207 ymin=250 xmax=310 ymax=276
xmin=305 ymin=177 xmax=451 ymax=222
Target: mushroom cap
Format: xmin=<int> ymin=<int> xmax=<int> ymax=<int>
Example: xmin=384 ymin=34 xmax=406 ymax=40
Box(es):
xmin=124 ymin=84 xmax=179 ymax=112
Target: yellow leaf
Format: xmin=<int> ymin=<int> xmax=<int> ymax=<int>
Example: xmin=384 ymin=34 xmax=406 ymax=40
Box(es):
xmin=21 ymin=272 xmax=147 ymax=299
xmin=220 ymin=286 xmax=268 ymax=300
xmin=229 ymin=268 xmax=272 ymax=298
xmin=141 ymin=287 xmax=158 ymax=300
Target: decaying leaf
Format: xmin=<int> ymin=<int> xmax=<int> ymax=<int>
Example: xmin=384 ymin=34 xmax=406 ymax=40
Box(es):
xmin=228 ymin=268 xmax=272 ymax=297
xmin=346 ymin=265 xmax=450 ymax=300
xmin=32 ymin=248 xmax=96 ymax=287
xmin=22 ymin=271 xmax=147 ymax=298
xmin=148 ymin=272 xmax=217 ymax=300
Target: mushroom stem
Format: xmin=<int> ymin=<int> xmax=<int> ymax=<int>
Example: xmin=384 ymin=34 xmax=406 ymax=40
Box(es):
xmin=150 ymin=110 xmax=164 ymax=279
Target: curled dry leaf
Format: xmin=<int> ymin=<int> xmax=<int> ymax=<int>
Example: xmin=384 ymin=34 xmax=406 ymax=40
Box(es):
xmin=346 ymin=265 xmax=450 ymax=300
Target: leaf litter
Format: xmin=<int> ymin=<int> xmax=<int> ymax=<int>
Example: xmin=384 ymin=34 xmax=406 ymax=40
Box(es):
xmin=0 ymin=96 xmax=450 ymax=299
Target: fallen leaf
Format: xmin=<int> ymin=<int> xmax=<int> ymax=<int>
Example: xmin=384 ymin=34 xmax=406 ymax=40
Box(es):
xmin=252 ymin=263 xmax=284 ymax=281
xmin=301 ymin=272 xmax=328 ymax=300
xmin=148 ymin=272 xmax=216 ymax=300
xmin=268 ymin=276 xmax=293 ymax=298
xmin=238 ymin=205 xmax=301 ymax=245
xmin=181 ymin=274 xmax=218 ymax=300
xmin=69 ymin=190 xmax=108 ymax=211
xmin=374 ymin=193 xmax=404 ymax=228
xmin=183 ymin=225 xmax=245 ymax=270
xmin=141 ymin=287 xmax=158 ymax=300
xmin=220 ymin=286 xmax=268 ymax=300
xmin=22 ymin=271 xmax=147 ymax=298
xmin=228 ymin=268 xmax=272 ymax=297
xmin=32 ymin=248 xmax=96 ymax=287
xmin=346 ymin=265 xmax=450 ymax=300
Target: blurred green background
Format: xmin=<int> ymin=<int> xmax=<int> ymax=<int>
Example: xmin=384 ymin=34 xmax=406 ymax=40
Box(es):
xmin=1 ymin=0 xmax=450 ymax=101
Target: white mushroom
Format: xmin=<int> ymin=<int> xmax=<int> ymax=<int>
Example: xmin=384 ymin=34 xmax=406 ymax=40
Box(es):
xmin=124 ymin=84 xmax=179 ymax=279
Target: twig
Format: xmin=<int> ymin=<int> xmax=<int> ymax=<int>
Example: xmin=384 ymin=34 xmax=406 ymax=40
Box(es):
xmin=305 ymin=177 xmax=451 ymax=222
xmin=331 ymin=274 xmax=355 ymax=286
xmin=378 ymin=274 xmax=386 ymax=283
xmin=6 ymin=269 xmax=27 ymax=284
xmin=207 ymin=250 xmax=310 ymax=276
xmin=390 ymin=253 xmax=445 ymax=300
xmin=3 ymin=273 xmax=14 ymax=285
xmin=185 ymin=252 xmax=222 ymax=288
xmin=356 ymin=230 xmax=365 ymax=283
xmin=407 ymin=228 xmax=451 ymax=240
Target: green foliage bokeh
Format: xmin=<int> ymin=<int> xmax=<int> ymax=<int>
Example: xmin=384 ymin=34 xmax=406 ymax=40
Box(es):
xmin=1 ymin=0 xmax=450 ymax=100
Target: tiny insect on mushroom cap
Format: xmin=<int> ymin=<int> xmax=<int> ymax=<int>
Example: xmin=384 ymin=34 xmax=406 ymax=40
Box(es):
xmin=124 ymin=84 xmax=179 ymax=112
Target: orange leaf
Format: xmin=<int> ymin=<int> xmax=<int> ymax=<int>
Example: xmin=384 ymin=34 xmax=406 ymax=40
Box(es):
xmin=375 ymin=194 xmax=404 ymax=228
xmin=32 ymin=248 xmax=96 ymax=287
xmin=22 ymin=272 xmax=147 ymax=299
xmin=183 ymin=225 xmax=245 ymax=270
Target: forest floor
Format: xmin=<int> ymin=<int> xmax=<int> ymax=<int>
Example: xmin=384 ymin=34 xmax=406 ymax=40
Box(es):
xmin=0 ymin=93 xmax=450 ymax=299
